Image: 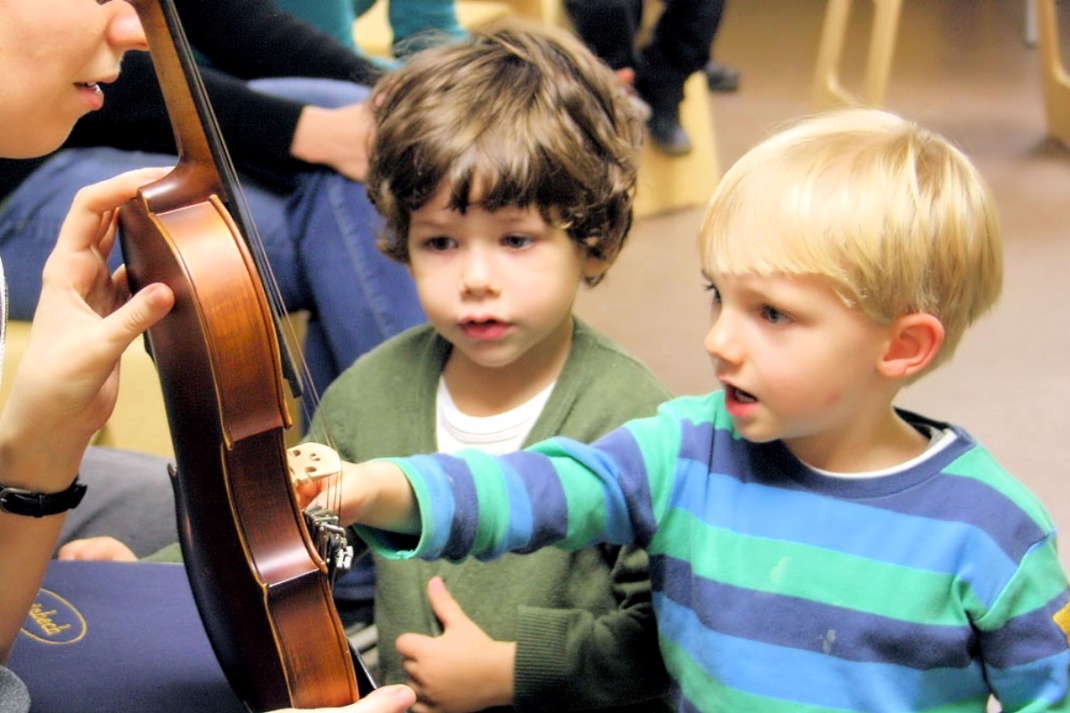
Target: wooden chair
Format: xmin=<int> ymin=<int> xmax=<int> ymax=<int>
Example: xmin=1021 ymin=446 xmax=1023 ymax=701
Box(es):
xmin=811 ymin=0 xmax=904 ymax=109
xmin=634 ymin=72 xmax=720 ymax=219
xmin=1034 ymin=0 xmax=1070 ymax=144
xmin=0 ymin=321 xmax=172 ymax=458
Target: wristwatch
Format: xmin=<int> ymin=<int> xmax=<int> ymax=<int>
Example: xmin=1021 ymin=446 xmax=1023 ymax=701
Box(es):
xmin=0 ymin=479 xmax=87 ymax=518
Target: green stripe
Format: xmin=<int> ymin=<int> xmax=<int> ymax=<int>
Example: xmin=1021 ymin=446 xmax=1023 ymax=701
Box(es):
xmin=465 ymin=449 xmax=514 ymax=554
xmin=976 ymin=535 xmax=1068 ymax=631
xmin=654 ymin=509 xmax=980 ymax=626
xmin=943 ymin=447 xmax=1055 ymax=530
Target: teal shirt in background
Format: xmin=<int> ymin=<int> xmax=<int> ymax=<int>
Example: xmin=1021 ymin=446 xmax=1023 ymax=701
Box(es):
xmin=276 ymin=0 xmax=465 ymax=66
xmin=276 ymin=0 xmax=358 ymax=50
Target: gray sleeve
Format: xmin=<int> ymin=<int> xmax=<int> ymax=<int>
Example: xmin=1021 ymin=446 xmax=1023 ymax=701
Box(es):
xmin=57 ymin=447 xmax=177 ymax=559
xmin=0 ymin=665 xmax=30 ymax=713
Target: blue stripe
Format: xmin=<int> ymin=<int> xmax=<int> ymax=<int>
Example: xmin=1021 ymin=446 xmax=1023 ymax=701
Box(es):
xmin=653 ymin=588 xmax=990 ymax=710
xmin=982 ymin=589 xmax=1070 ymax=668
xmin=693 ymin=399 xmax=1049 ymax=570
xmin=391 ymin=455 xmax=457 ymax=558
xmin=653 ymin=554 xmax=978 ymax=670
xmin=774 ymin=444 xmax=1045 ymax=568
xmin=590 ymin=427 xmax=660 ymax=544
xmin=856 ymin=470 xmax=1047 ymax=566
xmin=671 ymin=441 xmax=1048 ymax=608
xmin=987 ymin=649 xmax=1070 ymax=709
xmin=677 ymin=416 xmax=720 ymax=470
xmin=896 ymin=478 xmax=1047 ymax=566
xmin=426 ymin=453 xmax=481 ymax=560
xmin=670 ymin=454 xmax=1026 ymax=608
xmin=494 ymin=454 xmax=535 ymax=558
xmin=551 ymin=435 xmax=641 ymax=547
xmin=502 ymin=450 xmax=570 ymax=553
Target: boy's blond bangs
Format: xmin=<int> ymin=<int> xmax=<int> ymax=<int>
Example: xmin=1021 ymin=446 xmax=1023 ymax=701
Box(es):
xmin=699 ymin=108 xmax=1003 ymax=369
xmin=701 ymin=158 xmax=866 ymax=298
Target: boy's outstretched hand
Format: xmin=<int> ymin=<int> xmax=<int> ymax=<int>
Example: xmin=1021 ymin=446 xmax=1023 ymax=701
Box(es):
xmin=293 ymin=458 xmax=421 ymax=535
xmin=395 ymin=577 xmax=516 ymax=713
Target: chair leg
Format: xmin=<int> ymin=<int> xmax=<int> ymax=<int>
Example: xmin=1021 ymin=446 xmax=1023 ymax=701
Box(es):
xmin=863 ymin=0 xmax=903 ymax=105
xmin=1034 ymin=0 xmax=1070 ymax=143
xmin=812 ymin=0 xmax=903 ymax=110
xmin=812 ymin=0 xmax=854 ymax=108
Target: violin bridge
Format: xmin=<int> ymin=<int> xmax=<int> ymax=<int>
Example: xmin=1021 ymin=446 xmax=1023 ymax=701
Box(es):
xmin=287 ymin=442 xmax=342 ymax=485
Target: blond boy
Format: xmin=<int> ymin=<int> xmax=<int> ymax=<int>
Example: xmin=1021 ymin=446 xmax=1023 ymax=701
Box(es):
xmin=316 ymin=109 xmax=1070 ymax=711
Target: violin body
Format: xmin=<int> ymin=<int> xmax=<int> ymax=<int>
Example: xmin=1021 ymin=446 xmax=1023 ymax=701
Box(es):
xmin=118 ymin=0 xmax=363 ymax=709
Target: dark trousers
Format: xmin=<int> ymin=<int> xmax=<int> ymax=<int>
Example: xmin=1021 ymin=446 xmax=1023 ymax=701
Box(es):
xmin=565 ymin=0 xmax=725 ymax=112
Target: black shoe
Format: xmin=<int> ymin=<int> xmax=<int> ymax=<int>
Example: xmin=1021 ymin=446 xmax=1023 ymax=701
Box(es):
xmin=648 ymin=109 xmax=692 ymax=156
xmin=705 ymin=61 xmax=740 ymax=93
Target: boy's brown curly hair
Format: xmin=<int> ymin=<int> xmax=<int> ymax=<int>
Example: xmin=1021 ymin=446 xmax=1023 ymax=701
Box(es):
xmin=365 ymin=18 xmax=645 ymax=285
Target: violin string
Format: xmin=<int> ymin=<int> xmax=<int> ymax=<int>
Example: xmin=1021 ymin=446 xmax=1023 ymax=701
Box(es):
xmin=242 ymin=183 xmax=342 ymax=518
xmin=226 ymin=175 xmax=346 ymax=517
xmin=201 ymin=90 xmax=346 ymax=521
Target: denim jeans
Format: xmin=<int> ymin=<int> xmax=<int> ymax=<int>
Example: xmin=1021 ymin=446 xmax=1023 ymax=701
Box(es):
xmin=0 ymin=78 xmax=425 ymax=421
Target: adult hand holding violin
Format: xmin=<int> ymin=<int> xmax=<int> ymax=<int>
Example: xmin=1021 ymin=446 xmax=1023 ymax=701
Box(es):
xmin=272 ymin=684 xmax=415 ymax=713
xmin=0 ymin=168 xmax=173 ymax=664
xmin=0 ymin=168 xmax=175 ymax=489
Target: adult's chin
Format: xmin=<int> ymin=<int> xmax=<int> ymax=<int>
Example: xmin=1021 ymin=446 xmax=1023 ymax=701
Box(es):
xmin=0 ymin=120 xmax=77 ymax=160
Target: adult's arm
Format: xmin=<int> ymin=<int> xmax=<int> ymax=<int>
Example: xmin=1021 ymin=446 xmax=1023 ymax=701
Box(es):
xmin=0 ymin=170 xmax=174 ymax=662
xmin=174 ymin=0 xmax=378 ymax=84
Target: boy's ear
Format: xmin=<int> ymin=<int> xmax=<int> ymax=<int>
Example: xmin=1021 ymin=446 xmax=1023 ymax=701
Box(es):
xmin=877 ymin=313 xmax=945 ymax=379
xmin=582 ymin=253 xmax=610 ymax=281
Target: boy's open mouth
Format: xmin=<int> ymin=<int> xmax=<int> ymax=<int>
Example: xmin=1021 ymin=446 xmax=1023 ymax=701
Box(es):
xmin=728 ymin=385 xmax=757 ymax=403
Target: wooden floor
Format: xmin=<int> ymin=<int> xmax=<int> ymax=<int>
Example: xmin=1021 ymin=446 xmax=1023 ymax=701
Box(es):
xmin=574 ymin=0 xmax=1070 ymax=570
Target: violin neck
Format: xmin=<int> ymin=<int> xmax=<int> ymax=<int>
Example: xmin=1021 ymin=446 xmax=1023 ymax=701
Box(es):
xmin=131 ymin=0 xmax=305 ymax=401
xmin=135 ymin=0 xmax=238 ymax=215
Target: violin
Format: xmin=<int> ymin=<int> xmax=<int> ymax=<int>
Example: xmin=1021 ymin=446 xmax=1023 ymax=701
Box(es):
xmin=116 ymin=0 xmax=372 ymax=708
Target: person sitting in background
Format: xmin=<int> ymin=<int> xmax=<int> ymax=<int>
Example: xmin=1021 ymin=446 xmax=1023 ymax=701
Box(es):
xmin=564 ymin=0 xmax=736 ymax=156
xmin=0 ymin=1 xmax=413 ymax=712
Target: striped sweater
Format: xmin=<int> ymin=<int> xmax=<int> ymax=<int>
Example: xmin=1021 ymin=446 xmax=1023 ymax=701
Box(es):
xmin=363 ymin=391 xmax=1070 ymax=712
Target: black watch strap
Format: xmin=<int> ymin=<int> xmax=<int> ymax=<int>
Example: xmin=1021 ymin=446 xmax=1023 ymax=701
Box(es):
xmin=0 ymin=478 xmax=87 ymax=518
